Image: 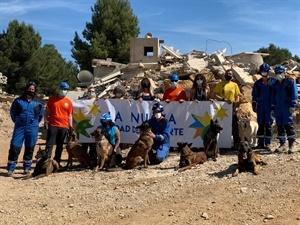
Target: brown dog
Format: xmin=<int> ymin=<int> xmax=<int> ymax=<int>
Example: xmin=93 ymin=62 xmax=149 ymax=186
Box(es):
xmin=125 ymin=121 xmax=154 ymax=169
xmin=65 ymin=130 xmax=90 ymax=168
xmin=25 ymin=146 xmax=59 ymax=179
xmin=90 ymin=128 xmax=114 ymax=170
xmin=233 ymin=138 xmax=267 ymax=176
xmin=176 ymin=142 xmax=207 ymax=172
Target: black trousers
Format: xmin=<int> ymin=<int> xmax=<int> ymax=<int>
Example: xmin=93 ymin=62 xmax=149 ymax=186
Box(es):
xmin=45 ymin=125 xmax=68 ymax=164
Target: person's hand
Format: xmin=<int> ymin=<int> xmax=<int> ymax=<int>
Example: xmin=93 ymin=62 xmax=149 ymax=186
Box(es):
xmin=209 ymin=98 xmax=215 ymax=103
xmin=225 ymin=99 xmax=232 ymax=104
xmin=289 ymin=107 xmax=295 ymax=114
xmin=148 ymin=131 xmax=156 ymax=138
xmin=138 ymin=97 xmax=143 ymax=103
xmin=193 ymin=99 xmax=199 ymax=103
xmin=43 ymin=122 xmax=48 ymax=130
xmin=179 ymin=99 xmax=185 ymax=103
xmin=68 ymin=126 xmax=73 ymax=133
xmin=165 ymin=99 xmax=170 ymax=103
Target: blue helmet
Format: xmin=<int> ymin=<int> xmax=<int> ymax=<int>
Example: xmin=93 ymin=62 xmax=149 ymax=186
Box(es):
xmin=152 ymin=103 xmax=164 ymax=112
xmin=59 ymin=82 xmax=70 ymax=90
xmin=100 ymin=113 xmax=112 ymax=123
xmin=259 ymin=63 xmax=270 ymax=72
xmin=274 ymin=65 xmax=286 ymax=73
xmin=169 ymin=74 xmax=179 ymax=81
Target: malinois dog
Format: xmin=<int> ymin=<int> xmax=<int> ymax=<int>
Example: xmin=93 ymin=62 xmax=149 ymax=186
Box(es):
xmin=65 ymin=130 xmax=90 ymax=168
xmin=125 ymin=121 xmax=154 ymax=169
xmin=176 ymin=142 xmax=207 ymax=172
xmin=90 ymin=128 xmax=114 ymax=170
xmin=203 ymin=119 xmax=223 ymax=161
xmin=25 ymin=146 xmax=59 ymax=179
xmin=233 ymin=138 xmax=267 ymax=176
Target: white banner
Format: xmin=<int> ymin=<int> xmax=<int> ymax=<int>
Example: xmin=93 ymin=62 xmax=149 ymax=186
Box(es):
xmin=72 ymin=99 xmax=232 ymax=148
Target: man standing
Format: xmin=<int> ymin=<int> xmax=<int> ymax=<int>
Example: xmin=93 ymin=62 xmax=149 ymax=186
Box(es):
xmin=252 ymin=63 xmax=276 ymax=151
xmin=163 ymin=74 xmax=187 ymax=102
xmin=213 ymin=69 xmax=241 ymax=149
xmin=7 ymin=81 xmax=44 ymax=176
xmin=43 ymin=81 xmax=73 ymax=166
xmin=272 ymin=65 xmax=298 ymax=153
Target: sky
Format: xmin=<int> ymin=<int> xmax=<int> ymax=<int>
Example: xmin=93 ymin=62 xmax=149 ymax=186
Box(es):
xmin=0 ymin=0 xmax=299 ymax=63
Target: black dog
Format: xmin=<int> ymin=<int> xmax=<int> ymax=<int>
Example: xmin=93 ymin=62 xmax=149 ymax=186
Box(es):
xmin=203 ymin=119 xmax=223 ymax=161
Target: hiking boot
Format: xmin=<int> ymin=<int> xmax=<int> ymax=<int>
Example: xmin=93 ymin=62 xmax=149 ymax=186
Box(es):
xmin=7 ymin=170 xmax=14 ymax=177
xmin=255 ymin=143 xmax=265 ymax=149
xmin=287 ymin=142 xmax=295 ymax=154
xmin=265 ymin=144 xmax=271 ymax=152
xmin=274 ymin=142 xmax=286 ymax=153
xmin=23 ymin=170 xmax=30 ymax=175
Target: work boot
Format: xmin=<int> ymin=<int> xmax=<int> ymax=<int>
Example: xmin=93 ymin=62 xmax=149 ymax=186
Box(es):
xmin=287 ymin=142 xmax=295 ymax=154
xmin=274 ymin=142 xmax=286 ymax=153
xmin=265 ymin=144 xmax=271 ymax=152
xmin=255 ymin=143 xmax=265 ymax=149
xmin=7 ymin=170 xmax=14 ymax=177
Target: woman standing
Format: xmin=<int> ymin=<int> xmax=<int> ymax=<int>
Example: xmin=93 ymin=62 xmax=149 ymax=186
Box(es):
xmin=189 ymin=74 xmax=210 ymax=102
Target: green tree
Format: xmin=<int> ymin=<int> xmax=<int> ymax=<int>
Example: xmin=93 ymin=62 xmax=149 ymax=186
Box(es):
xmin=71 ymin=0 xmax=140 ymax=70
xmin=0 ymin=20 xmax=78 ymax=95
xmin=255 ymin=43 xmax=299 ymax=65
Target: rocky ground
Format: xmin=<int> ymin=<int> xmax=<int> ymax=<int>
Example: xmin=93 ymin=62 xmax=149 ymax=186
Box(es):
xmin=0 ymin=101 xmax=300 ymax=225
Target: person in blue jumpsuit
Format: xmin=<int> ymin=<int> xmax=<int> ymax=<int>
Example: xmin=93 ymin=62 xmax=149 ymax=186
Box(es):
xmin=271 ymin=65 xmax=298 ymax=153
xmin=7 ymin=82 xmax=44 ymax=176
xmin=252 ymin=63 xmax=276 ymax=151
xmin=98 ymin=113 xmax=122 ymax=166
xmin=148 ymin=102 xmax=171 ymax=164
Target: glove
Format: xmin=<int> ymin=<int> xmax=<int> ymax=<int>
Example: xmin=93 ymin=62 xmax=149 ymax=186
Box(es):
xmin=68 ymin=126 xmax=73 ymax=133
xmin=43 ymin=122 xmax=48 ymax=130
xmin=289 ymin=107 xmax=295 ymax=114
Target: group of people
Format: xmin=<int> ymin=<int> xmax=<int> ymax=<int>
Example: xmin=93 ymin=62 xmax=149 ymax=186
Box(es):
xmin=6 ymin=63 xmax=298 ymax=176
xmin=252 ymin=63 xmax=298 ymax=153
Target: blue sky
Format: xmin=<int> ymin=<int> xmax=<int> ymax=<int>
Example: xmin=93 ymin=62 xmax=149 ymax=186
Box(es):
xmin=0 ymin=0 xmax=299 ymax=63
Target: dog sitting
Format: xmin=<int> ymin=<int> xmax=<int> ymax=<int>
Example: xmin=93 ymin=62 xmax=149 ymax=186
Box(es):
xmin=125 ymin=121 xmax=154 ymax=169
xmin=65 ymin=130 xmax=90 ymax=168
xmin=203 ymin=119 xmax=223 ymax=161
xmin=90 ymin=128 xmax=115 ymax=170
xmin=176 ymin=142 xmax=207 ymax=172
xmin=238 ymin=116 xmax=258 ymax=147
xmin=233 ymin=138 xmax=267 ymax=176
xmin=25 ymin=146 xmax=59 ymax=179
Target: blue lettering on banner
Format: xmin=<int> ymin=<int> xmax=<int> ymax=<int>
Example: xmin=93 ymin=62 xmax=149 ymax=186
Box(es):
xmin=170 ymin=128 xmax=184 ymax=136
xmin=169 ymin=114 xmax=176 ymax=124
xmin=131 ymin=112 xmax=150 ymax=123
xmin=115 ymin=112 xmax=123 ymax=122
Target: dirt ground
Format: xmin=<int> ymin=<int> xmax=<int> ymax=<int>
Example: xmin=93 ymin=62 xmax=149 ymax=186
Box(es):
xmin=0 ymin=101 xmax=300 ymax=225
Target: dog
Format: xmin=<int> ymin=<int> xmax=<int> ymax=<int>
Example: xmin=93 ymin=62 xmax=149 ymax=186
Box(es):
xmin=203 ymin=119 xmax=223 ymax=161
xmin=238 ymin=116 xmax=258 ymax=147
xmin=25 ymin=146 xmax=59 ymax=179
xmin=176 ymin=142 xmax=207 ymax=172
xmin=125 ymin=121 xmax=154 ymax=169
xmin=233 ymin=138 xmax=267 ymax=176
xmin=90 ymin=128 xmax=115 ymax=170
xmin=65 ymin=130 xmax=90 ymax=168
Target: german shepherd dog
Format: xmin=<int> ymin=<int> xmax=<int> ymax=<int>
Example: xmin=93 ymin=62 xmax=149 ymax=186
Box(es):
xmin=176 ymin=142 xmax=207 ymax=172
xmin=90 ymin=128 xmax=114 ymax=170
xmin=233 ymin=138 xmax=267 ymax=176
xmin=66 ymin=130 xmax=90 ymax=168
xmin=203 ymin=119 xmax=223 ymax=161
xmin=25 ymin=146 xmax=59 ymax=179
xmin=125 ymin=121 xmax=154 ymax=169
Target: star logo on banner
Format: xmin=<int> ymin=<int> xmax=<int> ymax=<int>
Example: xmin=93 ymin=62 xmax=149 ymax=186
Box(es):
xmin=72 ymin=109 xmax=93 ymax=138
xmin=189 ymin=111 xmax=213 ymax=139
xmin=88 ymin=103 xmax=100 ymax=117
xmin=214 ymin=104 xmax=228 ymax=121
